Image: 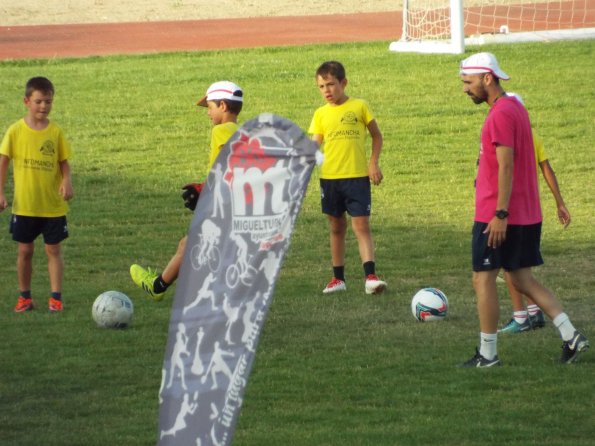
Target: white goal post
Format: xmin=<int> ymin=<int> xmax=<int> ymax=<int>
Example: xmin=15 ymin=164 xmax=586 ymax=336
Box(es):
xmin=390 ymin=0 xmax=465 ymax=54
xmin=390 ymin=0 xmax=595 ymax=54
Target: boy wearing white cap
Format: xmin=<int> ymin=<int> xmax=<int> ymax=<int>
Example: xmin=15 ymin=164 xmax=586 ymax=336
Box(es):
xmin=459 ymin=53 xmax=588 ymax=366
xmin=129 ymin=81 xmax=243 ymax=300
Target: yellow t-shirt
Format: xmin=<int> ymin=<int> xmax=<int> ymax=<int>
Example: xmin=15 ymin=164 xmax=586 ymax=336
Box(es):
xmin=208 ymin=121 xmax=239 ymax=174
xmin=533 ymin=132 xmax=546 ymax=165
xmin=308 ymin=98 xmax=374 ymax=179
xmin=0 ymin=119 xmax=71 ymax=217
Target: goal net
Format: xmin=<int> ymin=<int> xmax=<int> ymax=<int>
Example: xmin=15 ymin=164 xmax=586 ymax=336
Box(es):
xmin=390 ymin=0 xmax=595 ymax=54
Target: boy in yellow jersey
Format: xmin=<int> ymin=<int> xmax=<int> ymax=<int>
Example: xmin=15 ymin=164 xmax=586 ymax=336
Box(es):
xmin=308 ymin=61 xmax=387 ymax=295
xmin=130 ymin=81 xmax=243 ymax=300
xmin=0 ymin=77 xmax=74 ymax=312
xmin=499 ymin=94 xmax=571 ymax=333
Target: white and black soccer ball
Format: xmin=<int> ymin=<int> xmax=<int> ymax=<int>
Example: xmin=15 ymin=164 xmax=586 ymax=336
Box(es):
xmin=92 ymin=291 xmax=134 ymax=329
xmin=411 ymin=288 xmax=448 ymax=322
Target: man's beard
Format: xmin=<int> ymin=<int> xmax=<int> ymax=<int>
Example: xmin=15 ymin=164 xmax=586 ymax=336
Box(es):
xmin=468 ymin=93 xmax=486 ymax=104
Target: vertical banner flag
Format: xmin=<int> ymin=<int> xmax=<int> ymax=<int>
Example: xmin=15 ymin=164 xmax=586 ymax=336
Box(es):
xmin=157 ymin=113 xmax=320 ymax=445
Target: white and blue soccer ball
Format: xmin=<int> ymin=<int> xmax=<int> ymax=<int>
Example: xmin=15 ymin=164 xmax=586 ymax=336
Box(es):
xmin=411 ymin=288 xmax=448 ymax=322
xmin=92 ymin=291 xmax=134 ymax=329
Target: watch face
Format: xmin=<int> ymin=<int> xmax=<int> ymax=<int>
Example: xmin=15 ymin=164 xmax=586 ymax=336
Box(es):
xmin=496 ymin=210 xmax=509 ymax=219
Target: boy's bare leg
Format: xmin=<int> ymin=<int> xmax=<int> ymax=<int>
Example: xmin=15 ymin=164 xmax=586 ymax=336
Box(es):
xmin=130 ymin=236 xmax=185 ymax=300
xmin=17 ymin=242 xmax=34 ymax=292
xmin=502 ymin=270 xmax=545 ymax=331
xmin=500 ymin=270 xmax=533 ymax=333
xmin=161 ymin=235 xmax=187 ymax=285
xmin=45 ymin=243 xmax=63 ymax=293
xmin=504 ymin=271 xmax=525 ymax=312
xmin=352 ymin=215 xmax=386 ymax=294
xmin=351 ymin=216 xmax=374 ymax=263
xmin=328 ymin=214 xmax=347 ymax=267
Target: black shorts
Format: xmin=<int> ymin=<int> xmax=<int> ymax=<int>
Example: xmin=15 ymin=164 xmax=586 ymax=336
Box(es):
xmin=472 ymin=221 xmax=544 ymax=272
xmin=9 ymin=215 xmax=69 ymax=245
xmin=320 ymin=177 xmax=371 ymax=217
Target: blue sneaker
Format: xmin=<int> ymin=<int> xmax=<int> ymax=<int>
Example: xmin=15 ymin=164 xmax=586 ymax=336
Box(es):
xmin=498 ymin=318 xmax=531 ymax=334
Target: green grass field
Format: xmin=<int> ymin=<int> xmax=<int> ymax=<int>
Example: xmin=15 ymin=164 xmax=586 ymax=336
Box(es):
xmin=0 ymin=39 xmax=593 ymax=445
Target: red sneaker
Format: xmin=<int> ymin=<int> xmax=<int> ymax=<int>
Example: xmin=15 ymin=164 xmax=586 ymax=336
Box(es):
xmin=322 ymin=277 xmax=346 ymax=294
xmin=365 ymin=274 xmax=387 ymax=295
xmin=14 ymin=296 xmax=34 ymax=312
xmin=48 ymin=297 xmax=63 ymax=312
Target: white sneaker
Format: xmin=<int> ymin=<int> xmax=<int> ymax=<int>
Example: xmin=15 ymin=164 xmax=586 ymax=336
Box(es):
xmin=365 ymin=274 xmax=387 ymax=295
xmin=322 ymin=277 xmax=346 ymax=294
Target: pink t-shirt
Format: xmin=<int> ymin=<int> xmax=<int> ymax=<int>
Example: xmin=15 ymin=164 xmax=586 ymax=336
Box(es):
xmin=475 ymin=96 xmax=542 ymax=225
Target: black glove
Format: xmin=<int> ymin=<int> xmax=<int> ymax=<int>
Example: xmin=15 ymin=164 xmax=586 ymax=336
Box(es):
xmin=181 ymin=182 xmax=204 ymax=211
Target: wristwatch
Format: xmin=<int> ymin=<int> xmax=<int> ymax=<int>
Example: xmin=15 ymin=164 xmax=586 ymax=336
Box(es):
xmin=495 ymin=209 xmax=509 ymax=219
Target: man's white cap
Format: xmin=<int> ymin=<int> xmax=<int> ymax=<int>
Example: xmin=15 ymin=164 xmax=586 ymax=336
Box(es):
xmin=197 ymin=80 xmax=243 ymax=106
xmin=459 ymin=52 xmax=510 ymax=80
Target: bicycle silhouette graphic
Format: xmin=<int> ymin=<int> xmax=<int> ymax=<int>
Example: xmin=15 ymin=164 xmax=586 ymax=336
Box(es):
xmin=190 ymin=220 xmax=221 ymax=273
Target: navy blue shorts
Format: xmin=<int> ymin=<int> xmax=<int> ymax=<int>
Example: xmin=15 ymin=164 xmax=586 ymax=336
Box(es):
xmin=320 ymin=177 xmax=371 ymax=217
xmin=9 ymin=215 xmax=69 ymax=245
xmin=472 ymin=221 xmax=543 ymax=272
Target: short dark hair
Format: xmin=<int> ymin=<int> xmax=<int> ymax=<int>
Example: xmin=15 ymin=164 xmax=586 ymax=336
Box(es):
xmin=214 ymin=99 xmax=243 ymax=115
xmin=25 ymin=77 xmax=54 ymax=97
xmin=315 ymin=61 xmax=346 ymax=81
xmin=479 ymin=72 xmax=501 ymax=86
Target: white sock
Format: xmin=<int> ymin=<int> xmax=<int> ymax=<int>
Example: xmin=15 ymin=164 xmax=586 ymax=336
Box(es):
xmin=527 ymin=304 xmax=540 ymax=316
xmin=513 ymin=310 xmax=528 ymax=324
xmin=479 ymin=332 xmax=498 ymax=360
xmin=553 ymin=312 xmax=576 ymax=341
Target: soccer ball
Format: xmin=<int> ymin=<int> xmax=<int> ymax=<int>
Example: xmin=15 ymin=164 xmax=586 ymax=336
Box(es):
xmin=411 ymin=288 xmax=448 ymax=322
xmin=92 ymin=291 xmax=134 ymax=329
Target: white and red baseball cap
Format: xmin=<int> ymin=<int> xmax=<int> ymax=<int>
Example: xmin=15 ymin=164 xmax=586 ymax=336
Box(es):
xmin=459 ymin=52 xmax=510 ymax=80
xmin=197 ymin=80 xmax=243 ymax=106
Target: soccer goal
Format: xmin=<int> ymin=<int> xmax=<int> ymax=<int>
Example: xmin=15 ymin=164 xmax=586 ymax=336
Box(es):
xmin=389 ymin=0 xmax=595 ymax=54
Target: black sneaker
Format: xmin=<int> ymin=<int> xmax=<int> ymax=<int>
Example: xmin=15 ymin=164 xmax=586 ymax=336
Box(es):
xmin=529 ymin=310 xmax=546 ymax=329
xmin=459 ymin=348 xmax=501 ymax=368
xmin=560 ymin=331 xmax=589 ymax=364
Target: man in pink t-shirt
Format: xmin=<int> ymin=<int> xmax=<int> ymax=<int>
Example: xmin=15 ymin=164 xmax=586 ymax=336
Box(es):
xmin=459 ymin=52 xmax=588 ymax=367
xmin=475 ymin=96 xmax=541 ymax=226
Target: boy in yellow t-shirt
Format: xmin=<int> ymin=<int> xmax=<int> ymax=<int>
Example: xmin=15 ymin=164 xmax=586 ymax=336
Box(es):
xmin=499 ymin=133 xmax=571 ymax=333
xmin=496 ymin=93 xmax=572 ymax=334
xmin=308 ymin=61 xmax=387 ymax=295
xmin=0 ymin=77 xmax=74 ymax=313
xmin=130 ymin=81 xmax=243 ymax=300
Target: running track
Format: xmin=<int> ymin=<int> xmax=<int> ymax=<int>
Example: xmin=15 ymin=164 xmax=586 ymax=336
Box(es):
xmin=0 ymin=13 xmax=403 ymax=60
xmin=0 ymin=2 xmax=591 ymax=60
